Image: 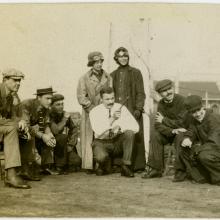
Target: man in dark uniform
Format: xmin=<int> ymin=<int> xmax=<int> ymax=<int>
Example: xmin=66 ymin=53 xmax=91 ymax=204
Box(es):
xmin=0 ymin=68 xmax=30 ymax=189
xmin=142 ymin=79 xmax=187 ymax=178
xmin=20 ymin=87 xmax=58 ymax=177
xmin=175 ymin=95 xmax=220 ymax=185
xmin=111 ymin=47 xmax=146 ymax=171
xmin=50 ymin=94 xmax=81 ymax=174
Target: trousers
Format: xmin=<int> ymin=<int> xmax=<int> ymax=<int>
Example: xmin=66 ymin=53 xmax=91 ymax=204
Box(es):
xmin=0 ymin=119 xmax=21 ymax=169
xmin=93 ymin=130 xmax=135 ymax=166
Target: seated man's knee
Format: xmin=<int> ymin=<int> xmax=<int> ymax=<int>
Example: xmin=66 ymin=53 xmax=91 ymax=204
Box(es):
xmin=198 ymin=151 xmax=213 ymax=163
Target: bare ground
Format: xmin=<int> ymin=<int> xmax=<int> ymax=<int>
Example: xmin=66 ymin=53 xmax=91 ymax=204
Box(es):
xmin=0 ymin=171 xmax=220 ymax=218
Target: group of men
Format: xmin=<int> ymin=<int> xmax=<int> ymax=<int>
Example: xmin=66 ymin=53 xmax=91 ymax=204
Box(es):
xmin=1 ymin=69 xmax=81 ymax=189
xmin=1 ymin=46 xmax=220 ymax=189
xmin=143 ymin=79 xmax=220 ymax=186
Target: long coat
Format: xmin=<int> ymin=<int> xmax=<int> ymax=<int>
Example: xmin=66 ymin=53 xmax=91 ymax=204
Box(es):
xmin=111 ymin=65 xmax=146 ymax=170
xmin=77 ymin=69 xmax=112 ymax=169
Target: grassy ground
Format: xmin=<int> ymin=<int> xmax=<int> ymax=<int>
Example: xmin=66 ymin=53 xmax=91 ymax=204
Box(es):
xmin=0 ymin=170 xmax=220 ymax=218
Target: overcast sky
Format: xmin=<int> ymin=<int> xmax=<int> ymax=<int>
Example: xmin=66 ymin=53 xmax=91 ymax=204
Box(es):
xmin=1 ymin=3 xmax=220 ymax=111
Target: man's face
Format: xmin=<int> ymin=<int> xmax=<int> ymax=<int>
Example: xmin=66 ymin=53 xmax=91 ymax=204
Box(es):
xmin=51 ymin=100 xmax=64 ymax=114
xmin=38 ymin=94 xmax=53 ymax=109
xmin=93 ymin=59 xmax=103 ymax=72
xmin=4 ymin=78 xmax=21 ymax=93
xmin=101 ymin=92 xmax=115 ymax=109
xmin=192 ymin=107 xmax=205 ymax=122
xmin=117 ymin=53 xmax=129 ymax=66
xmin=159 ymin=87 xmax=175 ymax=103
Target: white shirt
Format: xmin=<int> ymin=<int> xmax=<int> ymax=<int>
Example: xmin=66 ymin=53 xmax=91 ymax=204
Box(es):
xmin=89 ymin=103 xmax=139 ymax=139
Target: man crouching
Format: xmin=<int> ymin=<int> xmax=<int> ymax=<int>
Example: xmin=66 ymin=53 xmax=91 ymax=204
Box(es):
xmin=89 ymin=87 xmax=139 ymax=177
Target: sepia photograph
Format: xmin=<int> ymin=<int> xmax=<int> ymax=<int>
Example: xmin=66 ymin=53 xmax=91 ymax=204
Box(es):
xmin=0 ymin=1 xmax=220 ymax=218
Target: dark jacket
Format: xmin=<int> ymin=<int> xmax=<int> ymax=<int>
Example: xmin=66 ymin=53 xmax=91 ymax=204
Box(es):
xmin=184 ymin=109 xmax=220 ymax=152
xmin=111 ymin=65 xmax=146 ymax=114
xmin=155 ymin=94 xmax=187 ymax=137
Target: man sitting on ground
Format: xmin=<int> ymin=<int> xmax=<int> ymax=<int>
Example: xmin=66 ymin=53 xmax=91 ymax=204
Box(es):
xmin=89 ymin=87 xmax=139 ymax=177
xmin=175 ymin=95 xmax=220 ymax=185
xmin=50 ymin=94 xmax=81 ymax=174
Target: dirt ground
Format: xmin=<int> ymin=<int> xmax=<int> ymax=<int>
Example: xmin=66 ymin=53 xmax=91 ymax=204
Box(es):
xmin=0 ymin=170 xmax=220 ymax=218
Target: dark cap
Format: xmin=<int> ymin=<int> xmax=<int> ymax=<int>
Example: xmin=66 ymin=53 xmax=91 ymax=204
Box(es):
xmin=51 ymin=94 xmax=64 ymax=104
xmin=34 ymin=87 xmax=56 ymax=96
xmin=185 ymin=95 xmax=203 ymax=113
xmin=114 ymin=47 xmax=129 ymax=61
xmin=155 ymin=79 xmax=173 ymax=93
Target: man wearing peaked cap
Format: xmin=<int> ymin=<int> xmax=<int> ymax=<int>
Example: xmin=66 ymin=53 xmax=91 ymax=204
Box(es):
xmin=176 ymin=95 xmax=220 ymax=185
xmin=142 ymin=79 xmax=188 ymax=180
xmin=111 ymin=47 xmax=146 ymax=171
xmin=77 ymin=51 xmax=112 ymax=171
xmin=155 ymin=79 xmax=173 ymax=93
xmin=19 ymin=87 xmax=59 ymax=180
xmin=0 ymin=68 xmax=31 ymax=189
xmin=50 ymin=94 xmax=81 ymax=174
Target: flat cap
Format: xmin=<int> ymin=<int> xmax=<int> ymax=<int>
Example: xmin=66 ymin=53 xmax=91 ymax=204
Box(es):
xmin=185 ymin=95 xmax=203 ymax=113
xmin=51 ymin=94 xmax=64 ymax=104
xmin=34 ymin=87 xmax=56 ymax=96
xmin=2 ymin=68 xmax=25 ymax=79
xmin=155 ymin=79 xmax=173 ymax=93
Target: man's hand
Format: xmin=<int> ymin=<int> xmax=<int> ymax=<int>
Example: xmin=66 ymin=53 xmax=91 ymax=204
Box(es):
xmin=181 ymin=138 xmax=192 ymax=148
xmin=64 ymin=112 xmax=71 ymax=119
xmin=134 ymin=110 xmax=141 ymax=120
xmin=113 ymin=110 xmax=121 ymax=120
xmin=172 ymin=128 xmax=187 ymax=135
xmin=155 ymin=112 xmax=164 ymax=123
xmin=42 ymin=133 xmax=56 ymax=148
xmin=111 ymin=125 xmax=121 ymax=135
xmin=18 ymin=119 xmax=27 ymax=131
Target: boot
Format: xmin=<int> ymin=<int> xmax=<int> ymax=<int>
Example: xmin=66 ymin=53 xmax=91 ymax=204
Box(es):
xmin=5 ymin=168 xmax=31 ymax=189
xmin=121 ymin=165 xmax=134 ymax=178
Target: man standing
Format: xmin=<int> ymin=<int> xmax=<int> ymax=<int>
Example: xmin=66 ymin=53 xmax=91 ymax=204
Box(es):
xmin=20 ymin=87 xmax=57 ymax=176
xmin=111 ymin=47 xmax=146 ymax=171
xmin=175 ymin=95 xmax=220 ymax=185
xmin=0 ymin=68 xmax=30 ymax=189
xmin=50 ymin=94 xmax=81 ymax=174
xmin=142 ymin=79 xmax=187 ymax=178
xmin=89 ymin=87 xmax=139 ymax=177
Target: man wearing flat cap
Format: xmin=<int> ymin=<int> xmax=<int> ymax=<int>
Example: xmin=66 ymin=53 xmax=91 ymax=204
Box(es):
xmin=175 ymin=95 xmax=220 ymax=185
xmin=77 ymin=51 xmax=112 ymax=172
xmin=0 ymin=68 xmax=30 ymax=189
xmin=142 ymin=79 xmax=188 ymax=179
xmin=19 ymin=87 xmax=58 ymax=178
xmin=111 ymin=47 xmax=146 ymax=171
xmin=50 ymin=94 xmax=81 ymax=174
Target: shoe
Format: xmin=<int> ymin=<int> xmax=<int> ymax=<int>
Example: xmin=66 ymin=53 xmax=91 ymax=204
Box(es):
xmin=5 ymin=176 xmax=31 ymax=189
xmin=42 ymin=168 xmax=60 ymax=175
xmin=20 ymin=172 xmax=41 ymax=181
xmin=56 ymin=167 xmax=68 ymax=175
xmin=172 ymin=171 xmax=187 ymax=182
xmin=191 ymin=179 xmax=208 ymax=184
xmin=121 ymin=165 xmax=134 ymax=178
xmin=141 ymin=168 xmax=162 ymax=179
xmin=96 ymin=167 xmax=105 ymax=176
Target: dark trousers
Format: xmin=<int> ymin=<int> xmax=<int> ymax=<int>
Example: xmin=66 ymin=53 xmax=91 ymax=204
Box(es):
xmin=175 ymin=142 xmax=209 ymax=182
xmin=147 ymin=130 xmax=179 ymax=172
xmin=54 ymin=134 xmax=81 ymax=168
xmin=93 ymin=130 xmax=135 ymax=166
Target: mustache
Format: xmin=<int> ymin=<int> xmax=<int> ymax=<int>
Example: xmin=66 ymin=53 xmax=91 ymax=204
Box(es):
xmin=107 ymin=103 xmax=114 ymax=106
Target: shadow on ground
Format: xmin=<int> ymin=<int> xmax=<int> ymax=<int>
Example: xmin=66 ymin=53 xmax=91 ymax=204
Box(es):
xmin=0 ymin=171 xmax=219 ymax=217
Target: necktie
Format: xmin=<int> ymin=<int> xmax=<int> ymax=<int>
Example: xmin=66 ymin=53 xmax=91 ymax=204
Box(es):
xmin=109 ymin=108 xmax=113 ymax=138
